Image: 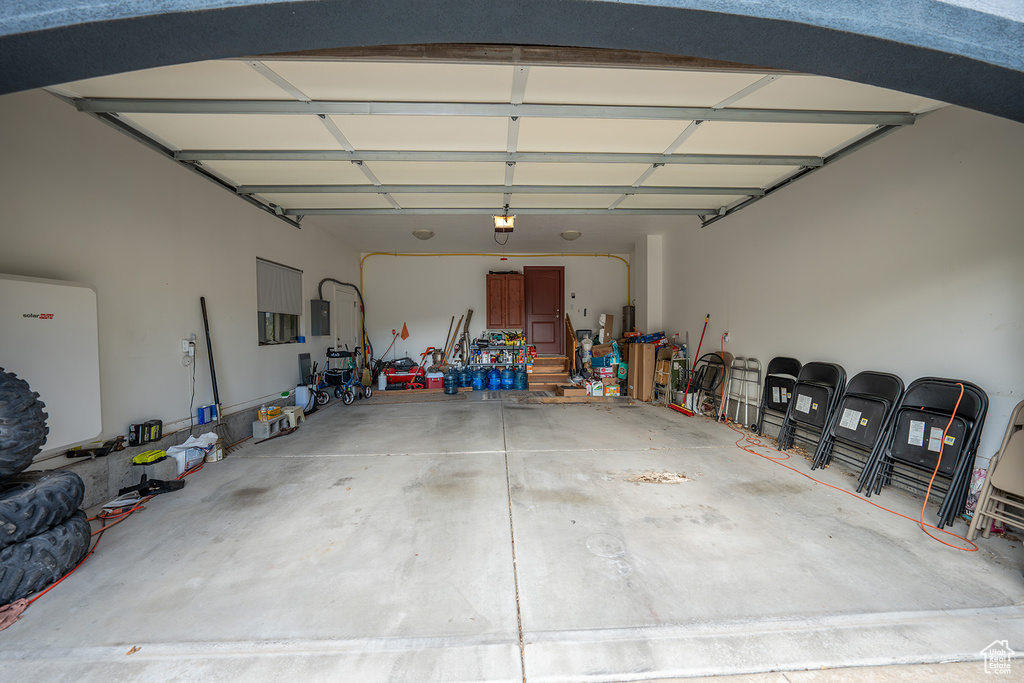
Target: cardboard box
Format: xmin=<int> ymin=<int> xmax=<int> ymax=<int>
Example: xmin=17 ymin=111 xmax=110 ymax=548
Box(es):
xmin=626 ymin=343 xmax=657 ymax=401
xmin=556 ymin=385 xmax=587 ymax=397
xmin=592 ymin=343 xmax=613 ymax=358
xmin=603 ymin=382 xmax=621 ymax=397
xmin=593 ymin=366 xmax=616 ymax=378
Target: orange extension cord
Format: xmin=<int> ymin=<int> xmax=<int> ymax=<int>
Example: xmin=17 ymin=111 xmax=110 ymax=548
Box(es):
xmin=720 ymin=382 xmax=976 ymax=552
xmin=24 ymin=461 xmax=206 ymax=607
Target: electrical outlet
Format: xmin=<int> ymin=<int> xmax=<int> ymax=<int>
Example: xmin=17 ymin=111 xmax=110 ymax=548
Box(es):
xmin=181 ymin=339 xmax=191 ymax=353
xmin=723 ymin=332 xmax=730 ymax=342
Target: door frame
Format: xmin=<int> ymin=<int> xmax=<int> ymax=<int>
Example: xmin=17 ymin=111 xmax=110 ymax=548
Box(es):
xmin=523 ymin=265 xmax=564 ymax=355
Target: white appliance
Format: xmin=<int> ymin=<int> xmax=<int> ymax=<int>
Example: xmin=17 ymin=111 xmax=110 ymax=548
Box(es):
xmin=1 ymin=273 xmax=101 ymax=453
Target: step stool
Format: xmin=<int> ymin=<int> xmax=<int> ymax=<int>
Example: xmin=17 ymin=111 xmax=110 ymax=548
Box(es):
xmin=252 ymin=414 xmax=288 ymax=440
xmin=280 ymin=405 xmax=306 ymax=429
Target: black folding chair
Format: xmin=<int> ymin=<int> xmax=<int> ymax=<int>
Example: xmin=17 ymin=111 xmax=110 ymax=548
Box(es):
xmin=860 ymin=377 xmax=988 ymax=528
xmin=778 ymin=362 xmax=847 ymax=453
xmin=753 ymin=357 xmax=801 ymax=438
xmin=691 ymin=352 xmax=729 ymax=417
xmin=812 ymin=371 xmax=904 ymax=473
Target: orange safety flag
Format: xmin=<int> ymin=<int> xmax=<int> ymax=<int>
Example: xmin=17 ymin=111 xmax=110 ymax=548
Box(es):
xmin=400 ymin=323 xmax=409 ymax=340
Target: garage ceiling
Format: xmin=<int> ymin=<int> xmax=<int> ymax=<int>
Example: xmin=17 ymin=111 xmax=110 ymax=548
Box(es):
xmin=48 ymin=46 xmax=943 ymax=253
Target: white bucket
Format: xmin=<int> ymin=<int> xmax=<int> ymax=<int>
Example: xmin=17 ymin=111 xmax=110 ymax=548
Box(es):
xmin=295 ymin=385 xmax=313 ymax=411
xmin=673 ymin=391 xmax=695 ymax=410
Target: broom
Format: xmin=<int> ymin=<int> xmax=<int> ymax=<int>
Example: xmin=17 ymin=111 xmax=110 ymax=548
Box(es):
xmin=674 ymin=314 xmax=709 ymax=416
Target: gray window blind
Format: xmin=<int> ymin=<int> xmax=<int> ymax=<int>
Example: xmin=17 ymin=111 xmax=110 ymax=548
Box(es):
xmin=256 ymin=259 xmax=302 ymax=315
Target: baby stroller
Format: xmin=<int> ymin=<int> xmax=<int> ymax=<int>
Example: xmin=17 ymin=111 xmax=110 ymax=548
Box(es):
xmin=324 ymin=346 xmax=373 ymax=405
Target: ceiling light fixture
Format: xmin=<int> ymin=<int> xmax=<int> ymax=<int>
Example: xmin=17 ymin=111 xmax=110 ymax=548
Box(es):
xmin=412 ymin=229 xmax=434 ymax=240
xmin=560 ymin=230 xmax=582 ymax=241
xmin=493 ymin=204 xmax=514 ymax=247
xmin=493 ymin=208 xmax=515 ymax=233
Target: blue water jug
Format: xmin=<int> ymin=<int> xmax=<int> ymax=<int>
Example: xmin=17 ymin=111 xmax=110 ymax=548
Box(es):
xmin=513 ymin=369 xmax=528 ymax=390
xmin=472 ymin=369 xmax=486 ymax=391
xmin=500 ymin=367 xmax=515 ymax=390
xmin=459 ymin=367 xmax=472 ymax=388
xmin=487 ymin=367 xmax=501 ymax=390
xmin=444 ymin=368 xmax=459 ymax=395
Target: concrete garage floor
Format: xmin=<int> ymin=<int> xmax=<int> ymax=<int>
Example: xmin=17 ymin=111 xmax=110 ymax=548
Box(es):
xmin=2 ymin=396 xmax=1022 ymax=681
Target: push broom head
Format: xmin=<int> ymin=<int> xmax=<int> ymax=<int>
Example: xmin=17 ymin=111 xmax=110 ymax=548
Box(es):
xmin=669 ymin=403 xmax=694 ymax=416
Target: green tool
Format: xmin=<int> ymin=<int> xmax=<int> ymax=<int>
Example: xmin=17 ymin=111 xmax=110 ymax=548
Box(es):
xmin=131 ymin=449 xmax=167 ymax=466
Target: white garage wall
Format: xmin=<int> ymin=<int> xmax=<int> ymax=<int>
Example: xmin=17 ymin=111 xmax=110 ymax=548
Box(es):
xmin=0 ymin=90 xmax=360 ymax=454
xmin=361 ymin=254 xmax=630 ymax=363
xmin=663 ymin=105 xmax=1024 ymax=466
xmin=633 ymin=234 xmax=664 ymax=333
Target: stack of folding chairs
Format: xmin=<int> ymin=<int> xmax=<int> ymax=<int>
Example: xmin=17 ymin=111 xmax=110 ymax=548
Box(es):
xmin=860 ymin=377 xmax=988 ymax=528
xmin=778 ymin=362 xmax=847 ymax=453
xmin=967 ymin=399 xmax=1024 ymax=540
xmin=812 ymin=371 xmax=904 ymax=474
xmin=691 ymin=351 xmax=731 ymax=418
xmin=753 ymin=357 xmax=801 ymax=437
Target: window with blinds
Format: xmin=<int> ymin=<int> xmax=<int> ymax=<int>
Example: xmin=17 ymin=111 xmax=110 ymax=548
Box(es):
xmin=256 ymin=258 xmax=302 ymax=344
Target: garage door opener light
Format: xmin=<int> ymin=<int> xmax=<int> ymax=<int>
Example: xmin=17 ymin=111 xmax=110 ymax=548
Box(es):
xmin=493 ymin=208 xmax=515 ymax=233
xmin=493 ymin=205 xmax=514 ymax=247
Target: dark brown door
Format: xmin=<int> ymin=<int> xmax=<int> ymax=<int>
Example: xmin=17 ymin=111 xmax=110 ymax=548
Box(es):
xmin=505 ymin=275 xmax=525 ymax=328
xmin=485 ymin=274 xmax=505 ymax=328
xmin=485 ymin=274 xmax=526 ymax=329
xmin=524 ymin=266 xmax=564 ymax=354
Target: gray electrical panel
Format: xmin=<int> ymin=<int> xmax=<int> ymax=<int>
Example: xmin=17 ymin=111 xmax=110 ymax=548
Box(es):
xmin=310 ymin=299 xmax=330 ymax=336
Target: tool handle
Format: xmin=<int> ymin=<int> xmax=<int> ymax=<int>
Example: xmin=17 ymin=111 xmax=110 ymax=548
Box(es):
xmin=201 ymin=297 xmax=221 ymax=406
xmin=681 ymin=314 xmax=711 ymax=403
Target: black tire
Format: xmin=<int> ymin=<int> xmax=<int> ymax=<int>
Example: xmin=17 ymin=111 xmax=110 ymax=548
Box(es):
xmin=0 ymin=510 xmax=90 ymax=604
xmin=0 ymin=470 xmax=85 ymax=550
xmin=0 ymin=369 xmax=49 ymax=482
xmin=362 ymin=385 xmax=373 ymax=399
xmin=316 ymin=390 xmax=330 ymax=406
xmin=341 ymin=390 xmax=355 ymax=406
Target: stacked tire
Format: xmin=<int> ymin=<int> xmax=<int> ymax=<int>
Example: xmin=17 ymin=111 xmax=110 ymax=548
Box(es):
xmin=0 ymin=368 xmax=91 ymax=604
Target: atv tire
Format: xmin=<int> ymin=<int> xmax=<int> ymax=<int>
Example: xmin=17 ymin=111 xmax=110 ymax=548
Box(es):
xmin=0 ymin=471 xmax=85 ymax=550
xmin=0 ymin=510 xmax=90 ymax=604
xmin=0 ymin=369 xmax=49 ymax=482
